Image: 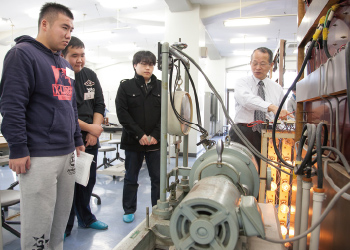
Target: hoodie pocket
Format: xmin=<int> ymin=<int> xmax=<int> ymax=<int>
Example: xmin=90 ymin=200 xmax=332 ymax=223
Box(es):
xmin=48 ymin=106 xmax=74 ymax=144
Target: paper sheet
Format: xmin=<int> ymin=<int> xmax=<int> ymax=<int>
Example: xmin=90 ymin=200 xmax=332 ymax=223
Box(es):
xmin=75 ymin=151 xmax=93 ymax=187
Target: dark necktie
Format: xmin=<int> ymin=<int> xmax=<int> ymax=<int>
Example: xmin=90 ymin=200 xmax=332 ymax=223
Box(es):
xmin=252 ymin=80 xmax=265 ymax=133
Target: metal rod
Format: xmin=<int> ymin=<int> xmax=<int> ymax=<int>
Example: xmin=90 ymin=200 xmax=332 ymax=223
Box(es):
xmin=0 ymin=191 xmax=3 ymax=250
xmin=293 ymin=175 xmax=303 ymax=250
xmin=160 ymin=42 xmax=169 ymax=202
xmin=146 ymin=207 xmax=149 ymax=229
xmin=298 ymin=178 xmax=313 ymax=250
xmin=309 ymin=191 xmax=325 ymax=250
xmin=183 ymin=70 xmax=189 ymax=168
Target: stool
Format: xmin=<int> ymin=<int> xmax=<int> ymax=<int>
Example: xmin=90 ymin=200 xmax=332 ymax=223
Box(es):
xmin=107 ymin=139 xmax=124 ymax=164
xmin=97 ymin=146 xmax=116 ymax=170
xmin=1 ymin=189 xmax=21 ymax=237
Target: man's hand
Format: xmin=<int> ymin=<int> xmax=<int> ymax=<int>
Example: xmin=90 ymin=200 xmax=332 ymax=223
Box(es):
xmin=76 ymin=145 xmax=85 ymax=157
xmin=149 ymin=136 xmax=158 ymax=145
xmin=268 ymin=104 xmax=294 ymax=120
xmin=139 ymin=134 xmax=150 ymax=146
xmin=88 ymin=124 xmax=104 ymax=137
xmin=9 ymin=156 xmax=31 ymax=174
xmin=85 ymin=133 xmax=98 ymax=147
xmin=280 ymin=109 xmax=294 ymax=120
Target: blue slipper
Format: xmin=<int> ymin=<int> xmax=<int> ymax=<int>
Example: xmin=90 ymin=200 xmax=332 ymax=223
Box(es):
xmin=88 ymin=220 xmax=108 ymax=230
xmin=123 ymin=214 xmax=134 ymax=223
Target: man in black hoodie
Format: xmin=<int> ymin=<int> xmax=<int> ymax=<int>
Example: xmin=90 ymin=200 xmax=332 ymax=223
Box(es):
xmin=115 ymin=51 xmax=161 ymax=223
xmin=0 ymin=3 xmax=84 ymax=250
xmin=62 ymin=36 xmax=108 ymax=236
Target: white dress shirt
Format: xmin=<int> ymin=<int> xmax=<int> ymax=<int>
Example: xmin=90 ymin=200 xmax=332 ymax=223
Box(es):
xmin=233 ymin=75 xmax=284 ymax=124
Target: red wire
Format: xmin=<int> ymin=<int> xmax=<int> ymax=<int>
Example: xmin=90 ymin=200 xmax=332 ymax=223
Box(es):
xmin=246 ymin=111 xmax=295 ymax=127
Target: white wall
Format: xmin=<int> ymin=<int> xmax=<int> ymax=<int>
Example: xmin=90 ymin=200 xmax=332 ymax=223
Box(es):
xmin=0 ymin=45 xmax=11 ymax=79
xmin=95 ymin=61 xmax=162 ymax=114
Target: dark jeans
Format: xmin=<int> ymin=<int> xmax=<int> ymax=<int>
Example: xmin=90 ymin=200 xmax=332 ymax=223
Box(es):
xmin=123 ymin=150 xmax=160 ymax=214
xmin=229 ymin=124 xmax=261 ymax=171
xmin=66 ymin=147 xmax=98 ymax=234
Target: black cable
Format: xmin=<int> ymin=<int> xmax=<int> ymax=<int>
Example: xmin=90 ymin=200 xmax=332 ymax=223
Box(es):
xmin=168 ymin=58 xmax=205 ymax=134
xmin=180 ymin=60 xmax=207 ymax=133
xmin=324 ymin=39 xmax=332 ymax=59
xmin=295 ymin=123 xmax=317 ymax=175
xmin=272 ymin=39 xmax=317 ymax=169
xmin=316 ymin=122 xmax=328 ymax=188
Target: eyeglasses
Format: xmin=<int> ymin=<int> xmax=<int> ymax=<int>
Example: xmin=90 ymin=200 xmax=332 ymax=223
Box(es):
xmin=139 ymin=62 xmax=155 ymax=67
xmin=251 ymin=61 xmax=271 ymax=67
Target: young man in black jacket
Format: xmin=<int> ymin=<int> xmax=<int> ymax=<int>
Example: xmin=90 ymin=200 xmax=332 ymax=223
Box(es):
xmin=115 ymin=51 xmax=161 ymax=223
xmin=62 ymin=36 xmax=108 ymax=235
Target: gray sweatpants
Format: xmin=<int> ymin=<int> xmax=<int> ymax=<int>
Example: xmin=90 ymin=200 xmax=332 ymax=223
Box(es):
xmin=19 ymin=153 xmax=75 ymax=250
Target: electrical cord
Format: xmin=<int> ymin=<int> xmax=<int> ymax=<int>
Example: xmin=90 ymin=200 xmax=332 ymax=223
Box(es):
xmin=295 ymin=124 xmax=317 ymax=175
xmin=168 ymin=57 xmax=206 ymax=134
xmin=315 ymin=122 xmax=328 ymax=188
xmin=264 ymin=180 xmax=350 ymax=244
xmin=323 ymin=158 xmax=350 ymax=200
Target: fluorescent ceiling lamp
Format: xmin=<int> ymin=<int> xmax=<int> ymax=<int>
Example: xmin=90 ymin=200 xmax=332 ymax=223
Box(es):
xmin=136 ymin=25 xmax=165 ymax=34
xmin=233 ymin=50 xmax=253 ymax=56
xmin=98 ymin=0 xmax=155 ymax=9
xmin=224 ymin=18 xmax=270 ymax=27
xmin=230 ymin=37 xmax=267 ymax=43
xmin=107 ymin=44 xmax=137 ymax=52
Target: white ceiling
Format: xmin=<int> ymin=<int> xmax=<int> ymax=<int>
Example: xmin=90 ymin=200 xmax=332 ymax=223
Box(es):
xmin=0 ymin=0 xmax=298 ymax=66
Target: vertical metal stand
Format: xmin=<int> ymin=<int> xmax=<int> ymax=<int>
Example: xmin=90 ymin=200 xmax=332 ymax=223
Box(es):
xmin=293 ymin=174 xmax=303 ymax=250
xmin=0 ymin=190 xmax=3 ymax=250
xmin=182 ymin=71 xmax=190 ymax=168
xmin=298 ymin=177 xmax=312 ymax=250
xmin=153 ymin=42 xmax=171 ymax=219
xmin=309 ymin=190 xmax=325 ymax=250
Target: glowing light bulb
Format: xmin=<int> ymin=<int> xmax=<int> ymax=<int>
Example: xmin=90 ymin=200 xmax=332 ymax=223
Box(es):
xmin=281 ymin=182 xmax=290 ymax=192
xmin=281 ymin=225 xmax=288 ymax=236
xmin=292 ymin=185 xmax=297 ymax=191
xmin=291 ymin=205 xmax=296 ymax=214
xmin=280 ymin=204 xmax=289 ymax=214
xmin=289 ymin=227 xmax=294 ymax=236
xmin=271 ymin=182 xmax=277 ymax=191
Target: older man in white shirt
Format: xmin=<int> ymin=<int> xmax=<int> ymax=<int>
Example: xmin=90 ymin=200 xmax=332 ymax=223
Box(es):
xmin=229 ymin=47 xmax=293 ymax=171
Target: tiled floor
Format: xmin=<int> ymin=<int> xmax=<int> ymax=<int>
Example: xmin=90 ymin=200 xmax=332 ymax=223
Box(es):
xmin=1 ymin=140 xmax=201 ymax=250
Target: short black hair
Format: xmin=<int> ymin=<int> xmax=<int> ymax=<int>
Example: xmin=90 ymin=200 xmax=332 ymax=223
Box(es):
xmin=38 ymin=2 xmax=74 ymax=28
xmin=61 ymin=36 xmax=85 ymax=57
xmin=251 ymin=47 xmax=273 ymax=63
xmin=132 ymin=51 xmax=156 ymax=67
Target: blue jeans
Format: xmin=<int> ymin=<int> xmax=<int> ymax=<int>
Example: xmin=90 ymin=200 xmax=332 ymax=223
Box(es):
xmin=123 ymin=150 xmax=160 ymax=214
xmin=66 ymin=148 xmax=98 ymax=234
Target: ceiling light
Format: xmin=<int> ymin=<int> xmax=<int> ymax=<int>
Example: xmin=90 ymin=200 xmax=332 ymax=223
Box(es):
xmin=107 ymin=44 xmax=137 ymax=52
xmin=233 ymin=50 xmax=253 ymax=56
xmin=293 ymin=49 xmax=298 ymax=54
xmin=98 ymin=0 xmax=155 ymax=9
xmin=136 ymin=25 xmax=165 ymax=34
xmin=230 ymin=37 xmax=267 ymax=43
xmin=224 ymin=18 xmax=270 ymax=27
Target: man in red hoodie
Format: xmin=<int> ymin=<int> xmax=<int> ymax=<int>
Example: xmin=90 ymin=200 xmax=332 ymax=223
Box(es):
xmin=0 ymin=3 xmax=84 ymax=249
